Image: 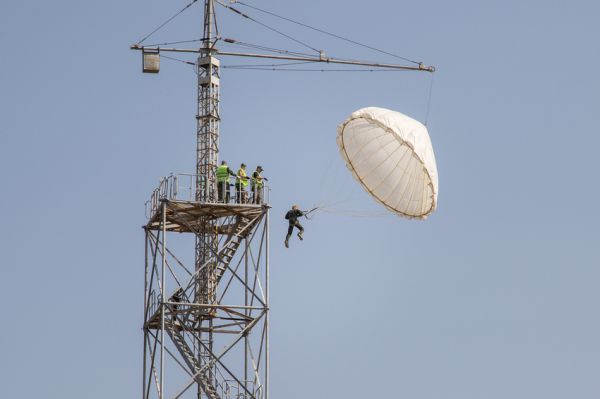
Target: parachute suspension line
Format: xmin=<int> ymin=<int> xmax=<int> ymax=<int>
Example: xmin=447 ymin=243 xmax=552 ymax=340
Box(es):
xmin=302 ymin=204 xmax=390 ymax=219
xmin=312 ymin=155 xmax=380 ymax=219
xmin=317 ymin=207 xmax=390 ymax=219
xmin=303 ymin=207 xmax=320 ymax=220
xmin=215 ymin=0 xmax=321 ymax=54
xmin=235 ymin=1 xmax=422 ymax=65
xmin=316 ymin=152 xmax=344 ymax=208
xmin=137 ymin=0 xmax=199 ymax=45
xmin=424 ymin=73 xmax=435 ymax=126
xmin=311 ymin=159 xmax=393 ymax=220
xmin=319 ymin=140 xmax=368 ymax=210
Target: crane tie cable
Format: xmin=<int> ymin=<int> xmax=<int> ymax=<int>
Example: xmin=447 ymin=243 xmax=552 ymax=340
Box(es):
xmin=161 ymin=54 xmax=196 ymax=66
xmin=223 ymin=61 xmax=318 ymax=68
xmin=145 ymin=38 xmax=205 ymax=47
xmin=235 ymin=1 xmax=421 ymax=65
xmin=222 ymin=38 xmax=317 ymax=57
xmin=215 ymin=0 xmax=321 ymax=54
xmin=222 ymin=66 xmax=413 ymax=72
xmin=137 ymin=0 xmax=199 ymax=45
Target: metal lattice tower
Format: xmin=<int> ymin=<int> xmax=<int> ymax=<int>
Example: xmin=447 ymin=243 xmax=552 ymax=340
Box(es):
xmin=140 ymin=2 xmax=270 ymax=398
xmin=143 ymin=194 xmax=270 ymax=399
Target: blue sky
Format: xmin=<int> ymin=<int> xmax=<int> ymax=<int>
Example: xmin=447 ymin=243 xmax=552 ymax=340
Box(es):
xmin=1 ymin=1 xmax=599 ymax=398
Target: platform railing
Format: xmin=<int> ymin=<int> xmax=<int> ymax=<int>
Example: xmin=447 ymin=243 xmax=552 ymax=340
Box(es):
xmin=145 ymin=173 xmax=270 ymax=218
xmin=147 ymin=289 xmax=159 ymax=319
xmin=218 ymin=377 xmax=262 ymax=399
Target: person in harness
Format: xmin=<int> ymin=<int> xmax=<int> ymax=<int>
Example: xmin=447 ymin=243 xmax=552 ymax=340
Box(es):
xmin=284 ymin=205 xmax=305 ymax=248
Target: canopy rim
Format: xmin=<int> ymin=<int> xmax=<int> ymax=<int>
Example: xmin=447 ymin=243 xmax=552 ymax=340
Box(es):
xmin=338 ymin=115 xmax=437 ymax=219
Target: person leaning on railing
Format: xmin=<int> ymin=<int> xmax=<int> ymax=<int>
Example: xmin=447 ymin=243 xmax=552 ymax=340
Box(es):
xmin=216 ymin=161 xmax=236 ymax=203
xmin=251 ymin=165 xmax=268 ymax=204
xmin=235 ymin=163 xmax=250 ymax=203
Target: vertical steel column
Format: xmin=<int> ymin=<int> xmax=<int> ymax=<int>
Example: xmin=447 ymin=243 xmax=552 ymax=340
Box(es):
xmin=143 ymin=228 xmax=148 ymax=399
xmin=161 ymin=202 xmax=167 ymax=399
xmin=195 ymin=2 xmax=220 ymax=395
xmin=244 ymin=237 xmax=249 ymax=392
xmin=265 ymin=208 xmax=270 ymax=399
xmin=195 ymin=0 xmax=220 ymax=319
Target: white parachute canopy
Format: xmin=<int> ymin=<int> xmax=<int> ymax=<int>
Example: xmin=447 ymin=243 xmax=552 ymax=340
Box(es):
xmin=336 ymin=107 xmax=438 ymax=219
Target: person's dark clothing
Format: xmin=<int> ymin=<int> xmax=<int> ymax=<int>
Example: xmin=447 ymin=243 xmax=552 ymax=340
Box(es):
xmin=285 ymin=209 xmax=304 ymax=224
xmin=235 ymin=183 xmax=248 ymax=203
xmin=217 ymin=182 xmax=232 ymax=203
xmin=285 ymin=209 xmax=305 ymax=243
xmin=171 ymin=289 xmax=183 ymax=321
xmin=252 ymin=171 xmax=265 ymax=204
xmin=287 ymin=220 xmax=304 ymax=236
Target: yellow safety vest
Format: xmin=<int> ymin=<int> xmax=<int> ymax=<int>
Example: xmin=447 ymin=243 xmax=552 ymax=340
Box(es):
xmin=236 ymin=168 xmax=249 ymax=187
xmin=216 ymin=165 xmax=230 ymax=183
xmin=251 ymin=171 xmax=264 ymax=188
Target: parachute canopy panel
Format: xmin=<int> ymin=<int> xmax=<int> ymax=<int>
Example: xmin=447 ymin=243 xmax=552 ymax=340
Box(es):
xmin=336 ymin=107 xmax=438 ymax=219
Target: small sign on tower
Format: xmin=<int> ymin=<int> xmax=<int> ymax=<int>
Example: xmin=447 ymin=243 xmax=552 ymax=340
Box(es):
xmin=142 ymin=49 xmax=160 ymax=73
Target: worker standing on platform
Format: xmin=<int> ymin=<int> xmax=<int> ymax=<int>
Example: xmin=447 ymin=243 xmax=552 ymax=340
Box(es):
xmin=284 ymin=205 xmax=305 ymax=248
xmin=251 ymin=165 xmax=268 ymax=204
xmin=216 ymin=161 xmax=236 ymax=203
xmin=236 ymin=163 xmax=249 ymax=203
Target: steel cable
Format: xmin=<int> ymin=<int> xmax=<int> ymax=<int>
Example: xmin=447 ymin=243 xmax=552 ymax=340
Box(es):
xmin=221 ymin=39 xmax=317 ymax=57
xmin=161 ymin=54 xmax=196 ymax=66
xmin=215 ymin=0 xmax=321 ymax=54
xmin=137 ymin=0 xmax=199 ymax=44
xmin=236 ymin=1 xmax=421 ymax=65
xmin=221 ymin=66 xmax=414 ymax=72
xmin=424 ymin=73 xmax=435 ymax=126
xmin=145 ymin=38 xmax=204 ymax=47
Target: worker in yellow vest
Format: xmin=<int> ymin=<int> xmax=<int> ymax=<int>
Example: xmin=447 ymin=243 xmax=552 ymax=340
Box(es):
xmin=216 ymin=161 xmax=236 ymax=203
xmin=235 ymin=163 xmax=249 ymax=203
xmin=251 ymin=165 xmax=268 ymax=204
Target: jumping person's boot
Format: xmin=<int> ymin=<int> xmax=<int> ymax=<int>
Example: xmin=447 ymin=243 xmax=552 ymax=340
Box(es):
xmin=284 ymin=240 xmax=289 ymax=248
xmin=298 ymin=231 xmax=303 ymax=241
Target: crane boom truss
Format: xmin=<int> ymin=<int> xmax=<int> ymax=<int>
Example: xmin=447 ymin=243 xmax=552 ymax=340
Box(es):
xmin=130 ymin=44 xmax=435 ymax=72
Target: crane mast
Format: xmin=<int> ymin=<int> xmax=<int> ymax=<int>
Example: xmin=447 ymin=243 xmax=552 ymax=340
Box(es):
xmin=196 ymin=0 xmax=219 ymax=202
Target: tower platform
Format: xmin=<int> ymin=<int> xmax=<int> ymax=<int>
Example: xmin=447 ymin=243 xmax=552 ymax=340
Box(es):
xmin=144 ymin=173 xmax=270 ymax=233
xmin=146 ymin=200 xmax=268 ymax=234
